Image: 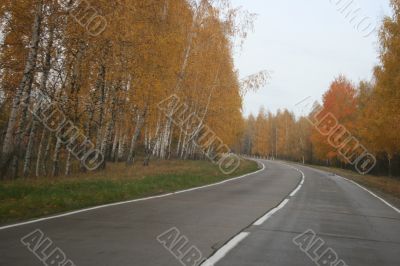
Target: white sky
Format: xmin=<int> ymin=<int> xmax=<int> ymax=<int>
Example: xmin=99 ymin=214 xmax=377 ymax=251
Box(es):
xmin=231 ymin=0 xmax=392 ymax=117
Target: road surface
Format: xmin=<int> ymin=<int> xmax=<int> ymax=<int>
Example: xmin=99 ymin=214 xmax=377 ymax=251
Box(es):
xmin=0 ymin=160 xmax=399 ymax=266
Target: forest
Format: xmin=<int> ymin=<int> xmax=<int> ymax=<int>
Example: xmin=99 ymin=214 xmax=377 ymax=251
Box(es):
xmin=0 ymin=0 xmax=260 ymax=179
xmin=0 ymin=0 xmax=399 ymax=180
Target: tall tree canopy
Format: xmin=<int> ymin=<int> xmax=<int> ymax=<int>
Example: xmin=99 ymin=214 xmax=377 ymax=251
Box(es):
xmin=0 ymin=0 xmax=253 ymax=179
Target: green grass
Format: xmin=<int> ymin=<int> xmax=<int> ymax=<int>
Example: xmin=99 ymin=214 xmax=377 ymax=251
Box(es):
xmin=0 ymin=159 xmax=259 ymax=225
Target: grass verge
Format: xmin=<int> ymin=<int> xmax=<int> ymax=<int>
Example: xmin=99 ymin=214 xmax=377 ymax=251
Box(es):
xmin=0 ymin=159 xmax=259 ymax=225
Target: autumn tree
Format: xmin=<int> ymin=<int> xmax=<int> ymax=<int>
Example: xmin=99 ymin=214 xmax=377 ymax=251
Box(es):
xmin=0 ymin=0 xmax=252 ymax=179
xmin=361 ymin=0 xmax=400 ymax=176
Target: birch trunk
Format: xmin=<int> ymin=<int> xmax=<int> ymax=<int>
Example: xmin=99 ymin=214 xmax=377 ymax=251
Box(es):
xmin=52 ymin=138 xmax=61 ymax=177
xmin=35 ymin=129 xmax=46 ymax=177
xmin=101 ymin=85 xmax=118 ymax=168
xmin=23 ymin=123 xmax=37 ymax=177
xmin=42 ymin=132 xmax=52 ymax=175
xmin=65 ymin=152 xmax=72 ymax=176
xmin=167 ymin=125 xmax=174 ymax=159
xmin=162 ymin=0 xmax=169 ymax=21
xmin=387 ymin=153 xmax=392 ymax=177
xmin=23 ymin=24 xmax=54 ymax=177
xmin=111 ymin=129 xmax=119 ymax=162
xmin=95 ymin=65 xmax=106 ymax=151
xmin=176 ymin=128 xmax=183 ymax=157
xmin=126 ymin=110 xmax=146 ymax=165
xmin=118 ymin=133 xmax=127 ymax=161
xmin=173 ymin=0 xmax=207 ymax=94
xmin=1 ymin=2 xmax=43 ymax=179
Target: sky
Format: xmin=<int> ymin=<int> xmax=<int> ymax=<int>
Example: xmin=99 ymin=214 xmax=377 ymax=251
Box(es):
xmin=230 ymin=0 xmax=392 ymax=117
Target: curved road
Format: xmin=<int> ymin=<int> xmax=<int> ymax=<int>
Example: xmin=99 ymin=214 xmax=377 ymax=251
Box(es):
xmin=0 ymin=160 xmax=399 ymax=266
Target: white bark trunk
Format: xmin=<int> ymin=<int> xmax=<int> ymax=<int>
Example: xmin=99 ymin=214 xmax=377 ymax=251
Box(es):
xmin=127 ymin=109 xmax=146 ymax=165
xmin=23 ymin=24 xmax=54 ymax=177
xmin=52 ymin=138 xmax=62 ymax=177
xmin=1 ymin=2 xmax=43 ymax=178
xmin=65 ymin=151 xmax=72 ymax=176
xmin=111 ymin=129 xmax=119 ymax=162
xmin=118 ymin=133 xmax=126 ymax=161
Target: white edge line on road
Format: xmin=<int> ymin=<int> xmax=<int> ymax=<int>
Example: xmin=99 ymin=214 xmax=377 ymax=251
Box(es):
xmin=0 ymin=161 xmax=266 ymax=231
xmin=291 ymin=162 xmax=400 ymax=215
xmin=339 ymin=176 xmax=400 ymax=214
xmin=201 ymin=232 xmax=250 ymax=266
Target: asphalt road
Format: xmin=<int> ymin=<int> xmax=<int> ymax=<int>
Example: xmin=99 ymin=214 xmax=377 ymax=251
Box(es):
xmin=0 ymin=160 xmax=399 ymax=266
xmin=215 ymin=162 xmax=400 ymax=266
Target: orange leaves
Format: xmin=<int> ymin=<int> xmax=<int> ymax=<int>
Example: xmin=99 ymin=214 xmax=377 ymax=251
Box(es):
xmin=310 ymin=76 xmax=358 ymax=162
xmin=322 ymin=76 xmax=357 ymax=124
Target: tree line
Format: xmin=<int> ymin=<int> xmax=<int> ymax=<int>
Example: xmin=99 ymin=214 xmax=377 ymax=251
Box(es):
xmin=240 ymin=0 xmax=400 ymax=177
xmin=0 ymin=0 xmax=256 ymax=179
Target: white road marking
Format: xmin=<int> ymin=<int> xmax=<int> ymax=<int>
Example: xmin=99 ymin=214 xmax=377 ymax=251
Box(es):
xmin=280 ymin=162 xmax=306 ymax=197
xmin=290 ymin=185 xmax=302 ymax=197
xmin=294 ymin=160 xmax=400 ymax=214
xmin=0 ymin=161 xmax=266 ymax=231
xmin=252 ymin=162 xmax=305 ymax=226
xmin=201 ymin=161 xmax=307 ymax=266
xmin=201 ymin=232 xmax=250 ymax=266
xmin=253 ymin=199 xmax=290 ymax=226
xmin=339 ymin=176 xmax=400 ymax=214
xmin=291 ymin=162 xmax=399 ymax=214
xmin=290 ymin=171 xmax=305 ymax=197
xmin=202 ymin=160 xmax=399 ymax=266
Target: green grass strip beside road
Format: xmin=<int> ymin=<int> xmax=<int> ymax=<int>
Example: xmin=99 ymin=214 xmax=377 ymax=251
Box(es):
xmin=0 ymin=159 xmax=259 ymax=225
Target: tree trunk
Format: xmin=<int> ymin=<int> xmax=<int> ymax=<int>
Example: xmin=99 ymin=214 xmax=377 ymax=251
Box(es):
xmin=1 ymin=2 xmax=43 ymax=179
xmin=118 ymin=134 xmax=127 ymax=161
xmin=162 ymin=0 xmax=169 ymax=21
xmin=23 ymin=123 xmax=37 ymax=177
xmin=23 ymin=23 xmax=54 ymax=177
xmin=52 ymin=138 xmax=62 ymax=177
xmin=100 ymin=85 xmax=118 ymax=168
xmin=95 ymin=65 xmax=106 ymax=151
xmin=126 ymin=110 xmax=146 ymax=165
xmin=172 ymin=1 xmax=207 ymax=93
xmin=35 ymin=129 xmax=46 ymax=177
xmin=176 ymin=128 xmax=183 ymax=157
xmin=42 ymin=132 xmax=52 ymax=175
xmin=65 ymin=151 xmax=72 ymax=176
xmin=388 ymin=154 xmax=392 ymax=177
xmin=111 ymin=129 xmax=119 ymax=162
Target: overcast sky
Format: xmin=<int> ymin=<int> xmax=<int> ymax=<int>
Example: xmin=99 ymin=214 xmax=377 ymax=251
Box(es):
xmin=231 ymin=0 xmax=392 ymax=117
